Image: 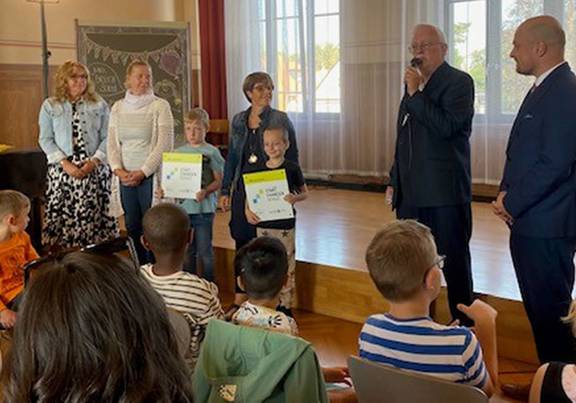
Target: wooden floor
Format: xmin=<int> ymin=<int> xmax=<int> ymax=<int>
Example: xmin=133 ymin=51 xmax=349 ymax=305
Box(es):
xmin=296 ymin=309 xmax=536 ymax=403
xmin=214 ymin=187 xmax=520 ymax=301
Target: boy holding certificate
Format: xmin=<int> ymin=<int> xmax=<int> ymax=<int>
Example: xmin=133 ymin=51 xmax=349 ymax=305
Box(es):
xmin=159 ymin=108 xmax=224 ymax=282
xmin=244 ymin=126 xmax=308 ymax=316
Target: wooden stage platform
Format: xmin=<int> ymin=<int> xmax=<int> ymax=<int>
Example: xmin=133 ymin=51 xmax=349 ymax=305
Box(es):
xmin=212 ymin=187 xmax=539 ymax=363
xmin=215 ymin=187 xmax=518 ymax=300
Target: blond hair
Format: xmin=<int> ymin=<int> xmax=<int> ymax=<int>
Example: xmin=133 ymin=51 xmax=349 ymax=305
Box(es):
xmin=185 ymin=107 xmax=210 ymax=130
xmin=124 ymin=59 xmax=152 ymax=89
xmin=53 ymin=61 xmax=99 ymax=103
xmin=562 ymin=300 xmax=576 ymax=336
xmin=365 ymin=220 xmax=437 ymax=302
xmin=0 ymin=190 xmax=30 ymax=222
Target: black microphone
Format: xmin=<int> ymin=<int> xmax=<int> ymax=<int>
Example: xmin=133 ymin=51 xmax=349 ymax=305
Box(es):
xmin=410 ymin=57 xmax=422 ymax=68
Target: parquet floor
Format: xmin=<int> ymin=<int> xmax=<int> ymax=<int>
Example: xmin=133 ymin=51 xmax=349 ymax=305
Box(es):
xmin=214 ymin=187 xmax=519 ymax=300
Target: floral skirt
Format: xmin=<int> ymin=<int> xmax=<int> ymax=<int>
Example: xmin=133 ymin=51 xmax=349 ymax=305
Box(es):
xmin=43 ymin=163 xmax=119 ymax=249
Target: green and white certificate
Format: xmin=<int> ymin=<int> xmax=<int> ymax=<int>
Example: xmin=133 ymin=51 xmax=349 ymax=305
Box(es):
xmin=161 ymin=152 xmax=202 ymax=199
xmin=243 ymin=169 xmax=294 ymax=222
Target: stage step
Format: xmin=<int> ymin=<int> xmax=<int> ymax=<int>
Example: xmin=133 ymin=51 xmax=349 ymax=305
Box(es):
xmin=215 ymin=247 xmax=538 ymax=364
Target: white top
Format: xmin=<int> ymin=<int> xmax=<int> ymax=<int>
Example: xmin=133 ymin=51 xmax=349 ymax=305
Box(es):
xmin=232 ymin=301 xmax=299 ymax=336
xmin=140 ymin=264 xmax=224 ymax=369
xmin=107 ymin=97 xmax=173 ymax=177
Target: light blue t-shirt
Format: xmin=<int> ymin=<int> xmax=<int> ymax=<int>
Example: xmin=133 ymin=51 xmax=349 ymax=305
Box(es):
xmin=174 ymin=143 xmax=225 ymax=215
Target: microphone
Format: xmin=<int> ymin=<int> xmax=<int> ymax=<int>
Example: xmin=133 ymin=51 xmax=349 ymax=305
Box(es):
xmin=410 ymin=57 xmax=422 ymax=68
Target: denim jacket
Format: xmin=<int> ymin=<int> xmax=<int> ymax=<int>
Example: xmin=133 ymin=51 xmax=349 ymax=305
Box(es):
xmin=38 ymin=97 xmax=109 ymax=164
xmin=221 ymin=106 xmax=299 ymax=196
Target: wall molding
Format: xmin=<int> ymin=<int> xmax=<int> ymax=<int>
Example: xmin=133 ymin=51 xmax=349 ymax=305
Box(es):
xmin=0 ymin=39 xmax=75 ymax=50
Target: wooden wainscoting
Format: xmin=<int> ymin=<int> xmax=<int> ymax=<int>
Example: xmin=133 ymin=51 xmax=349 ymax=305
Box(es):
xmin=0 ymin=64 xmax=201 ymax=149
xmin=0 ymin=64 xmax=57 ymax=149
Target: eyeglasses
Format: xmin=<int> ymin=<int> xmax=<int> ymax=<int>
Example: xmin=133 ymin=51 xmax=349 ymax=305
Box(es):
xmin=422 ymin=255 xmax=446 ymax=283
xmin=252 ymin=83 xmax=274 ymax=92
xmin=408 ymin=42 xmax=443 ymax=54
xmin=432 ymin=255 xmax=446 ymax=270
xmin=23 ymin=236 xmax=140 ymax=284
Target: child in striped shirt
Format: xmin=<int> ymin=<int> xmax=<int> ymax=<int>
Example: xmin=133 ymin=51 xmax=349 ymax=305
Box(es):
xmin=360 ymin=220 xmax=499 ymax=397
xmin=140 ymin=203 xmax=223 ymax=372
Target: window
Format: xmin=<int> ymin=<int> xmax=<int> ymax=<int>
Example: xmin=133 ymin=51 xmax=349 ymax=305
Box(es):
xmin=446 ymin=0 xmax=575 ymax=121
xmin=257 ymin=0 xmax=341 ymax=114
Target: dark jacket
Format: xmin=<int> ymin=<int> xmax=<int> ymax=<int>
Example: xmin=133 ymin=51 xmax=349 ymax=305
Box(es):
xmin=221 ymin=106 xmax=298 ymax=196
xmin=501 ymin=62 xmax=576 ymax=238
xmin=390 ymin=62 xmax=475 ymax=208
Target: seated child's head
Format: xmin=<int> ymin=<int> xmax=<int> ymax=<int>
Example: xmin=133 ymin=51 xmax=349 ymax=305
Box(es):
xmin=4 ymin=251 xmax=193 ymax=402
xmin=0 ymin=190 xmax=31 ymax=235
xmin=184 ymin=107 xmax=210 ymax=146
xmin=235 ymin=236 xmax=288 ymax=301
xmin=142 ymin=203 xmax=191 ymax=258
xmin=263 ymin=126 xmax=289 ymax=160
xmin=365 ymin=219 xmax=443 ymax=303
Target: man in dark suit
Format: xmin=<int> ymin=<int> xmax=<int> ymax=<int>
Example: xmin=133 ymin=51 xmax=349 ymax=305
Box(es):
xmin=388 ymin=24 xmax=475 ymax=325
xmin=494 ymin=16 xmax=576 ymax=365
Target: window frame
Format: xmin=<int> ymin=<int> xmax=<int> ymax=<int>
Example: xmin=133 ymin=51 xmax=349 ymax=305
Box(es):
xmin=260 ymin=0 xmax=341 ymax=118
xmin=444 ymin=0 xmax=566 ymax=124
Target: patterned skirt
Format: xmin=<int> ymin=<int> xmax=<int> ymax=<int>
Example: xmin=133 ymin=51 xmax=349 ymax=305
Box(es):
xmin=43 ymin=163 xmax=119 ymax=249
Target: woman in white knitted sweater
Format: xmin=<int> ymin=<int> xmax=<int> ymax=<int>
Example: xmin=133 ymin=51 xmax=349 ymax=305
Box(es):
xmin=107 ymin=60 xmax=173 ymax=263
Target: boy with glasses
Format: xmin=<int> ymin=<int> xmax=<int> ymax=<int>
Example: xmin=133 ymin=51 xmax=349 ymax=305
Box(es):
xmin=359 ymin=220 xmax=499 ymax=397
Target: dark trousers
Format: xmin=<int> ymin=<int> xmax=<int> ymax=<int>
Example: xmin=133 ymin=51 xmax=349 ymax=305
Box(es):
xmin=230 ymin=183 xmax=257 ymax=293
xmin=510 ymin=233 xmax=576 ymax=363
xmin=120 ymin=176 xmax=153 ymax=265
xmin=397 ymin=202 xmax=474 ymax=325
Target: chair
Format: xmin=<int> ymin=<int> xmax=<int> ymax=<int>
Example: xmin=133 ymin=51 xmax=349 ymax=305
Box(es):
xmin=167 ymin=308 xmax=192 ymax=358
xmin=23 ymin=236 xmax=140 ymax=285
xmin=206 ymin=119 xmax=229 ymax=158
xmin=348 ymin=356 xmax=488 ymax=403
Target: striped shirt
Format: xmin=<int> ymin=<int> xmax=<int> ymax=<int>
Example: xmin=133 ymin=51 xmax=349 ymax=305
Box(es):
xmin=140 ymin=264 xmax=224 ymax=369
xmin=359 ymin=314 xmax=488 ymax=388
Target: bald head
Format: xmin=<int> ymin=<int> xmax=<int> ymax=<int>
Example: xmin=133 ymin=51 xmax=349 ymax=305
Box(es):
xmin=520 ymin=16 xmax=565 ymax=49
xmin=510 ymin=15 xmax=565 ymax=77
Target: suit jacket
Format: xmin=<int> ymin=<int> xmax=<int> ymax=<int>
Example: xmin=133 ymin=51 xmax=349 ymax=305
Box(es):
xmin=390 ymin=62 xmax=475 ymax=208
xmin=501 ymin=62 xmax=576 ymax=238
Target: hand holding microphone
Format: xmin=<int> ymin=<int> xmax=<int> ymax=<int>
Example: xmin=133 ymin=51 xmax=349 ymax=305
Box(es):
xmin=405 ymin=57 xmax=423 ymax=96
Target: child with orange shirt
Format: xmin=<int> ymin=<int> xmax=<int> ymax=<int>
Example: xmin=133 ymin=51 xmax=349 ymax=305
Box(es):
xmin=0 ymin=190 xmax=39 ymax=328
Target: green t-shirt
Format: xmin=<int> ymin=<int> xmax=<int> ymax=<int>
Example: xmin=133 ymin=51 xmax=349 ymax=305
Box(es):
xmin=174 ymin=143 xmax=225 ymax=214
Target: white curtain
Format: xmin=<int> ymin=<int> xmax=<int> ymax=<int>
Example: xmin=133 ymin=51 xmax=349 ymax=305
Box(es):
xmin=225 ymin=0 xmax=510 ymax=183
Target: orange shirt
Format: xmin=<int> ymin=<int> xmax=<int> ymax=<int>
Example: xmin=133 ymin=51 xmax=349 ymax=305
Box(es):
xmin=0 ymin=232 xmax=39 ymax=310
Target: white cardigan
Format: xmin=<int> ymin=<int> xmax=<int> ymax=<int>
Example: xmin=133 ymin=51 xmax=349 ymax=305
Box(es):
xmin=107 ymin=97 xmax=174 ymax=216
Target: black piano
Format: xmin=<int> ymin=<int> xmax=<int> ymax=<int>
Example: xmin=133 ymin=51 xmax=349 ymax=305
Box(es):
xmin=0 ymin=148 xmax=47 ymax=252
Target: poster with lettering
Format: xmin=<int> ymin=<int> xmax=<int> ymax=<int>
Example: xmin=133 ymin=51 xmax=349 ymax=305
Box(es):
xmin=76 ymin=21 xmax=191 ymax=147
xmin=243 ymin=169 xmax=294 ymax=222
xmin=161 ymin=153 xmax=202 ymax=199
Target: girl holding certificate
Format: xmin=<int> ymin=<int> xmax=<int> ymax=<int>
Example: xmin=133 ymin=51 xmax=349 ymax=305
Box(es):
xmin=220 ymin=72 xmax=299 ymax=317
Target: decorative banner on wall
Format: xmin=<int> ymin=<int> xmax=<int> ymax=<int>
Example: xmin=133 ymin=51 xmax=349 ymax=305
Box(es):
xmin=76 ymin=20 xmax=191 ymax=147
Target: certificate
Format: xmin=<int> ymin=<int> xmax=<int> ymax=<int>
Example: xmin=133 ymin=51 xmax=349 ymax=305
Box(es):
xmin=243 ymin=169 xmax=294 ymax=222
xmin=161 ymin=152 xmax=202 ymax=199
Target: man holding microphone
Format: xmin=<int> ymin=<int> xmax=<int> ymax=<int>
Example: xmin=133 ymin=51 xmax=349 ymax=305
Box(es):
xmin=388 ymin=24 xmax=476 ymax=325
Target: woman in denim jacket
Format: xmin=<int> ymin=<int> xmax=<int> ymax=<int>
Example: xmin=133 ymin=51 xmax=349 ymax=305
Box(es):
xmin=219 ymin=72 xmax=299 ymax=315
xmin=38 ymin=61 xmax=118 ymax=250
